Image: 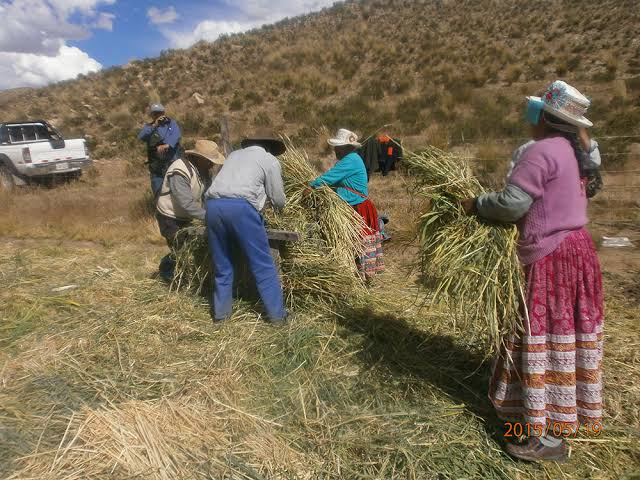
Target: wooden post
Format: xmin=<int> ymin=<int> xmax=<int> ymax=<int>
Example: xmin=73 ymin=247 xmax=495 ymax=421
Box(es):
xmin=269 ymin=240 xmax=282 ymax=272
xmin=219 ymin=116 xmax=232 ymax=156
xmin=266 ymin=230 xmax=301 ymax=275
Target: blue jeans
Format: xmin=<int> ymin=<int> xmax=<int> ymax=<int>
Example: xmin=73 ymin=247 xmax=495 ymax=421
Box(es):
xmin=206 ymin=198 xmax=286 ymax=321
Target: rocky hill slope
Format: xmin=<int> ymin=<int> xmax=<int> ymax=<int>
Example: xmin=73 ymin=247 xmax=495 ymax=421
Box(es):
xmin=2 ymin=0 xmax=639 ymax=162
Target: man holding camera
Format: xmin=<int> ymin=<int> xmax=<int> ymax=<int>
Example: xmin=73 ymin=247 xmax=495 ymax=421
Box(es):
xmin=138 ymin=103 xmax=182 ymax=195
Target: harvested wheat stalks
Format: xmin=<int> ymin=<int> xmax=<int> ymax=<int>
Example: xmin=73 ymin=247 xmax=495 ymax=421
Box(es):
xmin=406 ymin=147 xmax=526 ymax=354
xmin=172 ymin=140 xmax=366 ymax=309
xmin=9 ymin=399 xmax=312 ymax=479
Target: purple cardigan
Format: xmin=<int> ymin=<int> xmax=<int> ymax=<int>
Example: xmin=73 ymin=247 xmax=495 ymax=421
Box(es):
xmin=509 ymin=136 xmax=588 ymax=265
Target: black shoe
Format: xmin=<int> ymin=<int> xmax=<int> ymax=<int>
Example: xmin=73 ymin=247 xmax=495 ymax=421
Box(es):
xmin=210 ymin=309 xmax=229 ymax=324
xmin=268 ymin=315 xmax=288 ymax=326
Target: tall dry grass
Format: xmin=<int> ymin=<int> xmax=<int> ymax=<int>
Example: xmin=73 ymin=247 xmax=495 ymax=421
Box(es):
xmin=0 ymin=161 xmax=160 ymax=245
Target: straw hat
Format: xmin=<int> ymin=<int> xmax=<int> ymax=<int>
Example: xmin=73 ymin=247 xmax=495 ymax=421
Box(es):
xmin=328 ymin=128 xmax=361 ymax=148
xmin=527 ymin=80 xmax=593 ymax=128
xmin=185 ymin=140 xmax=225 ymax=165
xmin=241 ymin=128 xmax=286 ymax=156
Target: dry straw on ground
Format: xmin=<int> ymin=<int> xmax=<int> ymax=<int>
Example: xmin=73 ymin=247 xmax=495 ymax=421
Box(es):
xmin=1 ymin=192 xmax=638 ymax=479
xmin=406 ymin=147 xmax=526 ymax=354
xmin=10 ymin=399 xmax=313 ymax=479
xmin=172 ymin=141 xmax=366 ymax=309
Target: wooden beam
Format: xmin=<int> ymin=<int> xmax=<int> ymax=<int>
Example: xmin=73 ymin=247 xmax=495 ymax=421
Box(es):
xmin=179 ymin=226 xmax=300 ymax=243
xmin=266 ymin=229 xmax=301 ymax=242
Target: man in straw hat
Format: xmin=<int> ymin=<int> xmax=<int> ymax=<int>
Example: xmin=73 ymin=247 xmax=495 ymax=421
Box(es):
xmin=462 ymin=80 xmax=604 ymax=462
xmin=204 ymin=128 xmax=288 ymax=325
xmin=156 ymin=139 xmax=224 ymax=281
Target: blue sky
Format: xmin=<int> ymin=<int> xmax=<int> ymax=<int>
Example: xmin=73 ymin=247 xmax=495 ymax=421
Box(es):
xmin=67 ymin=0 xmax=241 ymax=66
xmin=0 ymin=0 xmax=336 ymax=90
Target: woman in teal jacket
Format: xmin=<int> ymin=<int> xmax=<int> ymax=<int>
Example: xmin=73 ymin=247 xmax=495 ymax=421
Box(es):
xmin=309 ymin=129 xmax=385 ymax=279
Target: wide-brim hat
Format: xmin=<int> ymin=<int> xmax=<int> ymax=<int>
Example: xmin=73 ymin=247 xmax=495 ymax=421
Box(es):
xmin=328 ymin=128 xmax=361 ymax=148
xmin=241 ymin=128 xmax=286 ymax=156
xmin=527 ymin=80 xmax=593 ymax=128
xmin=185 ymin=140 xmax=225 ymax=165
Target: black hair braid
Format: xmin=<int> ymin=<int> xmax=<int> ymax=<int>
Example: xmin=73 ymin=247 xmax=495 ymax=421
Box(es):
xmin=564 ymin=132 xmax=588 ymax=177
xmin=543 ymin=112 xmax=602 ymax=198
xmin=563 ymin=132 xmax=603 ymax=198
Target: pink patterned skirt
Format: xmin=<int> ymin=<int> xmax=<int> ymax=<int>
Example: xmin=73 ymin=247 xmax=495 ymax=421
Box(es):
xmin=357 ymin=232 xmax=385 ymax=280
xmin=489 ymin=228 xmax=604 ymax=432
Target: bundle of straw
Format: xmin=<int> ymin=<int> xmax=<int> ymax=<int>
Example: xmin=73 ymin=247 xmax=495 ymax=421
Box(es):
xmin=172 ymin=141 xmax=366 ymax=309
xmin=406 ymin=147 xmax=526 ymax=353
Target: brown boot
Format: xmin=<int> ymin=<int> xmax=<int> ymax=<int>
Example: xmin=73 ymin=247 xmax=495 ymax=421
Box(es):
xmin=506 ymin=437 xmax=568 ymax=462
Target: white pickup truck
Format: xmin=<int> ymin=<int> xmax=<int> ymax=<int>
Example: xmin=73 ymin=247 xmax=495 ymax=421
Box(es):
xmin=0 ymin=120 xmax=92 ymax=191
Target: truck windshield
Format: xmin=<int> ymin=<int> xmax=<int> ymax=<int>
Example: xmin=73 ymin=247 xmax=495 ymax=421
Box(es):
xmin=34 ymin=125 xmax=51 ymax=140
xmin=22 ymin=126 xmax=37 ymax=141
xmin=8 ymin=126 xmax=23 ymax=143
xmin=4 ymin=124 xmax=56 ymax=143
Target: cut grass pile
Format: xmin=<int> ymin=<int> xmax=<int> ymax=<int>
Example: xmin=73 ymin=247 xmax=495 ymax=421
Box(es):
xmin=0 ymin=242 xmax=638 ymax=479
xmin=406 ymin=147 xmax=526 ymax=354
xmin=172 ymin=142 xmax=366 ymax=309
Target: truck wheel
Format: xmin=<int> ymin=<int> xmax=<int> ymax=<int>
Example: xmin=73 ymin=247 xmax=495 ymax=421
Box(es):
xmin=0 ymin=165 xmax=15 ymax=192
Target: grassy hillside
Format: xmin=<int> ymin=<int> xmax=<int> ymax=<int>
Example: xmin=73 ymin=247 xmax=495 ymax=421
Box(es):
xmin=2 ymin=0 xmax=640 ymax=165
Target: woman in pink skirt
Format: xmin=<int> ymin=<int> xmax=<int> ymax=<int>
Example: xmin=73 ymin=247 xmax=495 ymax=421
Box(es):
xmin=463 ymin=80 xmax=604 ymax=462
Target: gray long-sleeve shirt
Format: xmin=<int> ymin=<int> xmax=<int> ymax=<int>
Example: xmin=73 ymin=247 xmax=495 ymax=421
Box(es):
xmin=205 ymin=146 xmax=286 ymax=212
xmin=476 ymin=184 xmax=533 ymax=223
xmin=169 ymin=175 xmax=206 ymax=221
xmin=482 ymin=138 xmax=600 ymax=223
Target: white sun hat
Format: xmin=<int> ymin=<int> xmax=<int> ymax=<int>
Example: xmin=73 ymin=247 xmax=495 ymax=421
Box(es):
xmin=327 ymin=128 xmax=362 ymax=148
xmin=527 ymin=80 xmax=593 ymax=128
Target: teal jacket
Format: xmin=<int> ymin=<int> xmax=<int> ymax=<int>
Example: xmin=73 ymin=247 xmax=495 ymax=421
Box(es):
xmin=310 ymin=152 xmax=368 ymax=206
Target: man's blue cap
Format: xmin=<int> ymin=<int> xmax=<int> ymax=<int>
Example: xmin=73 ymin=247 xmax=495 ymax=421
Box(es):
xmin=150 ymin=103 xmax=165 ymax=113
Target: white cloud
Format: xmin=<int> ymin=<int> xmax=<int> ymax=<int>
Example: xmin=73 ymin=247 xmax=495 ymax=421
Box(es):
xmin=94 ymin=12 xmax=116 ymax=31
xmin=48 ymin=0 xmax=116 ymax=16
xmin=0 ymin=0 xmax=114 ymax=89
xmin=0 ymin=0 xmax=87 ymax=55
xmin=166 ymin=19 xmax=258 ymax=49
xmin=0 ymin=44 xmax=102 ymax=89
xmin=224 ymin=0 xmax=335 ymax=20
xmin=147 ymin=6 xmax=179 ymax=25
xmin=162 ymin=0 xmax=336 ymax=49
